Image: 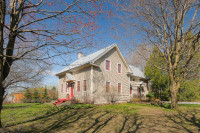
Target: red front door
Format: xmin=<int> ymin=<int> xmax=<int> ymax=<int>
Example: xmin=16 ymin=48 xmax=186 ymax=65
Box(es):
xmin=70 ymin=83 xmax=73 ymax=98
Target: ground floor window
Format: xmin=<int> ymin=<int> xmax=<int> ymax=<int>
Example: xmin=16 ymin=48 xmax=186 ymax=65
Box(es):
xmin=83 ymin=80 xmax=87 ymax=91
xmin=77 ymin=81 xmax=80 ymax=92
xmin=130 ymin=85 xmax=132 ymax=94
xmin=106 ymin=81 xmax=110 ymax=92
xmin=118 ymin=83 xmax=121 ymax=93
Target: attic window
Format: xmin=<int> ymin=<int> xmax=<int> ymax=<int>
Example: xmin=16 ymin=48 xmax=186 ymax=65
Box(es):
xmin=106 ymin=60 xmax=110 ymax=71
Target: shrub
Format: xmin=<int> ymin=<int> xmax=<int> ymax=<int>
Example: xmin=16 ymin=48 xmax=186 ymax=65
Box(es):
xmin=70 ymin=98 xmax=80 ymax=105
xmin=131 ymin=97 xmax=141 ymax=102
xmin=146 ymin=93 xmax=155 ymax=101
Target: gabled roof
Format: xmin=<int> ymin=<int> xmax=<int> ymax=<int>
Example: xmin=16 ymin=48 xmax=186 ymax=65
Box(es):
xmin=56 ymin=44 xmax=119 ymax=76
xmin=129 ymin=65 xmax=146 ymax=79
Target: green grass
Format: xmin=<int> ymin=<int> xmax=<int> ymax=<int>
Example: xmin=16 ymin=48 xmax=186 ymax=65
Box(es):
xmin=2 ymin=103 xmax=200 ymax=133
xmin=3 ymin=103 xmax=40 ymax=109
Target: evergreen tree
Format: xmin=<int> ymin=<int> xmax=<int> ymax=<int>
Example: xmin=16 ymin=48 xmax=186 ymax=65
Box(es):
xmin=43 ymin=87 xmax=49 ymax=100
xmin=145 ymin=46 xmax=200 ymax=101
xmin=33 ymin=89 xmax=39 ymax=100
xmin=52 ymin=86 xmax=56 ymax=91
xmin=24 ymin=89 xmax=32 ymax=102
xmin=145 ymin=47 xmax=170 ymax=100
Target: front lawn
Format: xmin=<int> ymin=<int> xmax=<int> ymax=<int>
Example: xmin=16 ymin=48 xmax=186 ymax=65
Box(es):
xmin=2 ymin=103 xmax=200 ymax=133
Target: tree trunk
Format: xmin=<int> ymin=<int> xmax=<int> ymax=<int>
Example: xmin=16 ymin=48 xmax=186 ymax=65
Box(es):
xmin=0 ymin=89 xmax=4 ymax=128
xmin=170 ymin=86 xmax=178 ymax=109
xmin=169 ymin=79 xmax=178 ymax=109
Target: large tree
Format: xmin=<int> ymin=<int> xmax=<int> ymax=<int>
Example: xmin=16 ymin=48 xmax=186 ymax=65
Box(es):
xmin=0 ymin=0 xmax=103 ymax=128
xmin=116 ymin=0 xmax=200 ymax=109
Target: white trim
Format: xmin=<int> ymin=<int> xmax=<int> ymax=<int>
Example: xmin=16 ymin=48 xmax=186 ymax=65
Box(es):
xmin=105 ymin=59 xmax=111 ymax=71
xmin=117 ymin=82 xmax=122 ymax=93
xmin=117 ymin=63 xmax=122 ymax=74
xmin=90 ymin=66 xmax=94 ymax=100
xmin=77 ymin=80 xmax=80 ymax=92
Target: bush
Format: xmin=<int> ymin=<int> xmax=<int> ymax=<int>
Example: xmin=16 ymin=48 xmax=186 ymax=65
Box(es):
xmin=146 ymin=93 xmax=155 ymax=101
xmin=146 ymin=93 xmax=154 ymax=98
xmin=151 ymin=99 xmax=165 ymax=106
xmin=70 ymin=98 xmax=80 ymax=104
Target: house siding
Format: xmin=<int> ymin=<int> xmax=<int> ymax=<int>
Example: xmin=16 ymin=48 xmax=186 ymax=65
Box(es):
xmin=73 ymin=67 xmax=92 ymax=102
xmin=93 ymin=48 xmax=130 ymax=104
xmin=57 ymin=45 xmax=149 ymax=104
xmin=130 ymin=77 xmax=148 ymax=97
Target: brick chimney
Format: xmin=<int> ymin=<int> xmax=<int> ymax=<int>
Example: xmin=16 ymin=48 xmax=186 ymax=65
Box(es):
xmin=78 ymin=52 xmax=84 ymax=59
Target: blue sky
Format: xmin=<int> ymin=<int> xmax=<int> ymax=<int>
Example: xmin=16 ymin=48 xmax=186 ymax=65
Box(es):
xmin=42 ymin=11 xmax=127 ymax=86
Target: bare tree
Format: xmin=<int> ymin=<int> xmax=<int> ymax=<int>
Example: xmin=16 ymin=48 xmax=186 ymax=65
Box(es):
xmin=125 ymin=44 xmax=152 ymax=72
xmin=115 ymin=0 xmax=200 ymax=109
xmin=0 ymin=0 xmax=103 ymax=128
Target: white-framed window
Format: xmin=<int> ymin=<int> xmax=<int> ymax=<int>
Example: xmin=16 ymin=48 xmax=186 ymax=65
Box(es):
xmin=106 ymin=81 xmax=111 ymax=92
xmin=118 ymin=83 xmax=122 ymax=93
xmin=83 ymin=80 xmax=87 ymax=91
xmin=105 ymin=60 xmax=111 ymax=71
xmin=77 ymin=81 xmax=80 ymax=92
xmin=118 ymin=64 xmax=122 ymax=74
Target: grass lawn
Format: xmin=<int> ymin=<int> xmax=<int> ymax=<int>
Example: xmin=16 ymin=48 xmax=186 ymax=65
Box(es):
xmin=2 ymin=103 xmax=200 ymax=133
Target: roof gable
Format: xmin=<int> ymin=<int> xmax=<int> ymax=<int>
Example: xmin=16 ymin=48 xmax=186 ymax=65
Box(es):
xmin=56 ymin=44 xmax=117 ymax=75
xmin=129 ymin=65 xmax=146 ymax=78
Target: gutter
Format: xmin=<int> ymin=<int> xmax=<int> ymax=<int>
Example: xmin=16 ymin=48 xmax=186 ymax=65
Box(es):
xmin=55 ymin=62 xmax=99 ymax=76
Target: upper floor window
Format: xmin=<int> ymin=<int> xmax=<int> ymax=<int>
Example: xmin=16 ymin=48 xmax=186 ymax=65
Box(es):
xmin=118 ymin=64 xmax=122 ymax=73
xmin=118 ymin=83 xmax=121 ymax=93
xmin=77 ymin=81 xmax=80 ymax=92
xmin=106 ymin=60 xmax=110 ymax=71
xmin=61 ymin=84 xmax=63 ymax=92
xmin=83 ymin=80 xmax=87 ymax=91
xmin=106 ymin=81 xmax=110 ymax=92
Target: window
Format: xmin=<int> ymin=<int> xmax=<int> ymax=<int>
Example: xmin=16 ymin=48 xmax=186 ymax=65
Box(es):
xmin=118 ymin=64 xmax=122 ymax=73
xmin=106 ymin=60 xmax=110 ymax=71
xmin=130 ymin=87 xmax=132 ymax=94
xmin=65 ymin=83 xmax=68 ymax=92
xmin=106 ymin=81 xmax=110 ymax=92
xmin=61 ymin=84 xmax=63 ymax=92
xmin=118 ymin=83 xmax=121 ymax=93
xmin=83 ymin=80 xmax=87 ymax=91
xmin=131 ymin=78 xmax=135 ymax=81
xmin=77 ymin=81 xmax=80 ymax=92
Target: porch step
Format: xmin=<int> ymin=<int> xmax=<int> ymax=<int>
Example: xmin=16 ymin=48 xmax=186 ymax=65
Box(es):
xmin=53 ymin=99 xmax=70 ymax=105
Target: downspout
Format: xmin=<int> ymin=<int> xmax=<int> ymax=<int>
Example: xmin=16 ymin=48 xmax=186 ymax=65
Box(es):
xmin=90 ymin=66 xmax=94 ymax=102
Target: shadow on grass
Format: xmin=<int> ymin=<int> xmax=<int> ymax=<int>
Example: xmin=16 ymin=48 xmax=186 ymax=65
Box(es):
xmin=4 ymin=104 xmax=200 ymax=133
xmin=165 ymin=109 xmax=200 ymax=133
xmin=5 ymin=106 xmax=68 ymax=128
